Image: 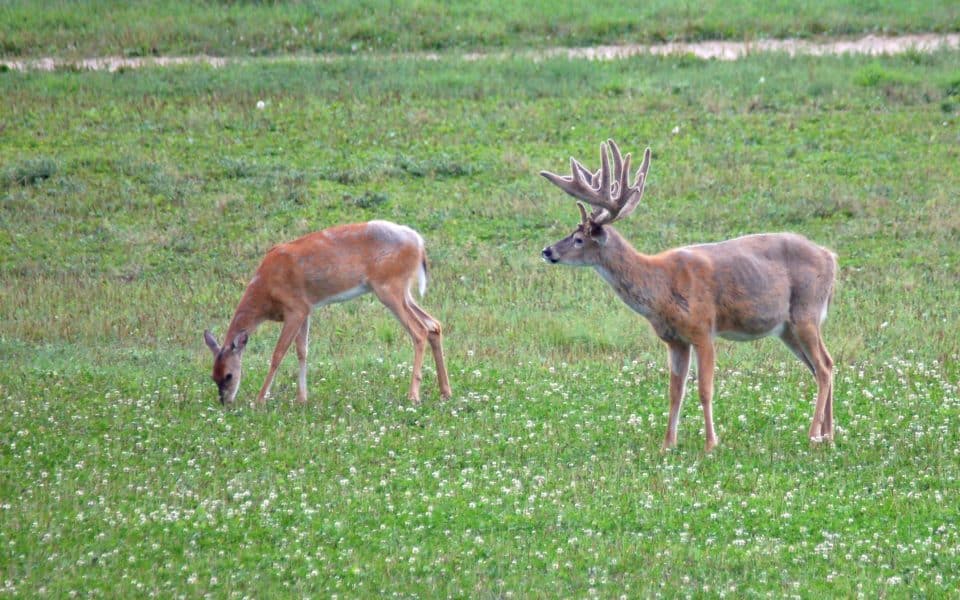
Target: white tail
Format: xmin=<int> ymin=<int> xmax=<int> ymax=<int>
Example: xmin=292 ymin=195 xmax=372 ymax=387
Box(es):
xmin=417 ymin=259 xmax=428 ymax=297
xmin=541 ymin=140 xmax=837 ymax=452
xmin=203 ymin=220 xmax=452 ymax=406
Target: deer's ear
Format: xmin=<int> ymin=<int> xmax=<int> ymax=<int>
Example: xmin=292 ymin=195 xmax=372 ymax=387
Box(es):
xmin=590 ymin=223 xmax=609 ymax=246
xmin=203 ymin=330 xmax=220 ymax=355
xmin=230 ymin=331 xmax=249 ymax=353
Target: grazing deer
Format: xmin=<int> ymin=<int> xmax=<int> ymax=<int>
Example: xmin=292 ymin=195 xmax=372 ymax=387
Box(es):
xmin=203 ymin=220 xmax=452 ymax=406
xmin=540 ymin=140 xmax=837 ymax=451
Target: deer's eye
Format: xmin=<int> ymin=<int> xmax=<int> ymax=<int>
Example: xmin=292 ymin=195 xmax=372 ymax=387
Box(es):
xmin=223 ymin=373 xmax=233 ymax=382
xmin=574 ymin=237 xmax=584 ymax=247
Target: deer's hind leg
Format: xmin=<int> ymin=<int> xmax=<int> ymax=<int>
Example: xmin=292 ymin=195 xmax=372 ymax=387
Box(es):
xmin=294 ymin=316 xmax=310 ymax=404
xmin=693 ymin=340 xmax=719 ymax=453
xmin=816 ymin=337 xmax=834 ymax=438
xmin=408 ymin=299 xmax=452 ymax=399
xmin=781 ymin=322 xmax=834 ymax=442
xmin=372 ymin=283 xmax=430 ymax=404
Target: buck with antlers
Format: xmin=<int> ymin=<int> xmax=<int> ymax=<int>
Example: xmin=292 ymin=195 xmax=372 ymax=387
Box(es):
xmin=203 ymin=220 xmax=452 ymax=406
xmin=540 ymin=140 xmax=837 ymax=451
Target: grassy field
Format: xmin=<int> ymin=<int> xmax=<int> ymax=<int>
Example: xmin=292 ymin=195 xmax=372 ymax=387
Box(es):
xmin=2 ymin=0 xmax=959 ymax=58
xmin=2 ymin=10 xmax=960 ymax=598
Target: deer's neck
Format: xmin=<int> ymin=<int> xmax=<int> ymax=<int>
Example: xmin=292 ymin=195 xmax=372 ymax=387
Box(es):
xmin=224 ymin=277 xmax=270 ymax=345
xmin=593 ymin=227 xmax=667 ymax=318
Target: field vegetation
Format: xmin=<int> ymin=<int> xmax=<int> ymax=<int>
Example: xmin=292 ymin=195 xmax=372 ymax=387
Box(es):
xmin=1 ymin=0 xmax=959 ymax=58
xmin=2 ymin=3 xmax=959 ymax=597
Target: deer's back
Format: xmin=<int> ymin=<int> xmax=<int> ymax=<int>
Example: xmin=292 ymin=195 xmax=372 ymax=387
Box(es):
xmin=255 ymin=221 xmax=425 ymax=307
xmin=679 ymin=233 xmax=837 ymax=334
xmin=688 ymin=232 xmax=835 ymax=292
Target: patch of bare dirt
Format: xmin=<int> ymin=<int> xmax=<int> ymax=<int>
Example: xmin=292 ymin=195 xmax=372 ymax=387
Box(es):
xmin=539 ymin=33 xmax=960 ymax=61
xmin=2 ymin=33 xmax=958 ymax=72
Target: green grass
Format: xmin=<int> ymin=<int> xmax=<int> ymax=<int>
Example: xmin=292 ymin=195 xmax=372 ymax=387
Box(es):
xmin=1 ymin=40 xmax=959 ymax=597
xmin=1 ymin=0 xmax=959 ymax=58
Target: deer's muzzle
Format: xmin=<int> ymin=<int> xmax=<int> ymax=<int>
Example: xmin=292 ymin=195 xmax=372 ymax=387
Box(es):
xmin=542 ymin=247 xmax=559 ymax=263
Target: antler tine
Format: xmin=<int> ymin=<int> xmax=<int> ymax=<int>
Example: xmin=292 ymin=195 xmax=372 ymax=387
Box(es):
xmin=607 ymin=139 xmax=625 ymax=195
xmin=633 ymin=147 xmax=652 ymax=190
xmin=599 ymin=141 xmax=611 ymax=205
xmin=572 ymin=157 xmax=596 ymax=191
xmin=539 ymin=166 xmax=576 ymax=197
xmin=576 ymin=201 xmax=589 ymax=226
xmin=614 ymin=147 xmax=652 ymax=223
xmin=538 ymin=157 xmax=600 ymax=204
xmin=617 ymin=148 xmax=633 ymax=204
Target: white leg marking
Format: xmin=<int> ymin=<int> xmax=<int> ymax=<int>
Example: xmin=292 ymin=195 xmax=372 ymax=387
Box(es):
xmin=669 ymin=381 xmax=685 ymax=433
xmin=261 ymin=373 xmax=275 ymax=400
xmin=299 ymin=319 xmax=310 ymax=394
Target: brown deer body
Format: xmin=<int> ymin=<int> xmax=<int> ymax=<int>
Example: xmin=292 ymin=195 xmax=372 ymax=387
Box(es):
xmin=204 ymin=220 xmax=452 ymax=406
xmin=540 ymin=141 xmax=836 ymax=451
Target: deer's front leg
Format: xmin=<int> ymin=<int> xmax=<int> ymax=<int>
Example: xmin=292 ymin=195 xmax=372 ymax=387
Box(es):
xmin=256 ymin=311 xmax=308 ymax=405
xmin=694 ymin=339 xmax=718 ymax=452
xmin=663 ymin=342 xmax=691 ymax=451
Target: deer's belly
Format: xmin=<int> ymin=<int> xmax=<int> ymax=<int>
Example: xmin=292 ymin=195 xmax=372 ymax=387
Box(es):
xmin=313 ymin=282 xmax=370 ymax=307
xmin=717 ymin=322 xmax=784 ymax=341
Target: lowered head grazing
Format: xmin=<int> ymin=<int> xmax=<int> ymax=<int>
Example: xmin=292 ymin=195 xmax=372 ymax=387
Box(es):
xmin=204 ymin=330 xmax=247 ymax=405
xmin=202 ymin=220 xmax=451 ymax=407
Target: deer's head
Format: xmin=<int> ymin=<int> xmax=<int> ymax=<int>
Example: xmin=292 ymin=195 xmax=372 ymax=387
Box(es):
xmin=540 ymin=140 xmax=651 ymax=267
xmin=203 ymin=330 xmax=248 ymax=405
